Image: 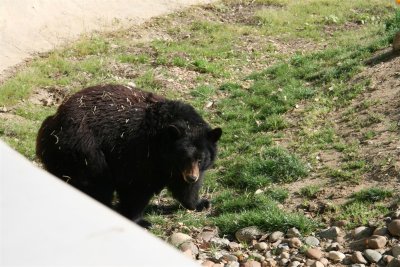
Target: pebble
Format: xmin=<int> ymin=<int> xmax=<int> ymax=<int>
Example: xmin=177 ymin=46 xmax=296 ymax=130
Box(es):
xmin=352 ymin=226 xmax=373 ymax=240
xmin=351 ymin=264 xmax=366 ymax=267
xmin=263 ymin=258 xmax=277 ymax=267
xmin=311 ymin=261 xmax=324 ymax=267
xmin=228 ymin=242 xmax=241 ymax=251
xmin=210 ymin=237 xmax=230 ymax=248
xmin=392 ymin=245 xmax=400 ymax=258
xmin=242 ymin=260 xmax=261 ymax=267
xmin=289 ymin=237 xmax=302 ymax=248
xmin=288 ymin=260 xmax=301 ymax=267
xmin=306 ymin=248 xmax=323 ymax=260
xmin=168 ymin=232 xmax=192 ymax=247
xmin=366 ymin=235 xmax=387 ymax=249
xmin=328 ymin=251 xmax=345 ymax=262
xmin=287 ymin=227 xmax=302 ymax=238
xmin=199 ymin=227 xmax=219 ymax=242
xmin=351 ymin=251 xmax=368 ymax=264
xmin=320 ymin=258 xmax=329 ymax=266
xmin=250 ymin=252 xmax=265 ymax=261
xmin=388 ymin=219 xmax=400 ymax=236
xmin=319 ymin=226 xmax=340 ymax=240
xmin=304 ymin=236 xmax=320 ymax=247
xmin=363 ymin=249 xmax=382 ymax=263
xmin=373 ymin=227 xmax=388 ymax=236
xmin=235 ymin=226 xmax=264 ymax=243
xmin=327 ymin=242 xmax=342 ymax=251
xmin=179 ymin=241 xmax=199 ymax=255
xmin=269 ymin=231 xmax=285 ymax=242
xmin=281 ymin=252 xmax=290 ymax=259
xmin=254 ymin=242 xmax=268 ymax=251
xmin=201 ymin=260 xmax=215 ymax=267
xmin=225 ymin=261 xmax=240 ymax=267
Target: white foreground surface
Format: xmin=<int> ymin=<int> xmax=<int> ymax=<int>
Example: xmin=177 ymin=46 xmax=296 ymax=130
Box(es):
xmin=0 ymin=141 xmax=198 ymax=266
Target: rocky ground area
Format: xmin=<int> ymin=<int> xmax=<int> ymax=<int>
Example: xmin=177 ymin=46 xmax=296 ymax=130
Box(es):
xmin=167 ymin=210 xmax=400 ymax=267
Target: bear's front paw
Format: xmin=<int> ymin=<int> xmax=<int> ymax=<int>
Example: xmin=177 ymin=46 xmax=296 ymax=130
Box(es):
xmin=195 ymin=198 xmax=210 ymax=211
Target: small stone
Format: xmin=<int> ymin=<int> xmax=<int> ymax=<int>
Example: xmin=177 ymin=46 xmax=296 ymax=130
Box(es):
xmin=351 ymin=264 xmax=366 ymax=267
xmin=269 ymin=231 xmax=284 ymax=242
xmin=223 ymin=254 xmax=239 ymax=262
xmin=373 ymin=227 xmax=388 ymax=236
xmin=311 ymin=261 xmax=324 ymax=267
xmin=168 ymin=232 xmax=192 ymax=247
xmin=263 ymin=258 xmax=277 ymax=267
xmin=352 ymin=226 xmax=373 ymax=240
xmin=213 ymin=264 xmax=224 ymax=267
xmin=319 ymin=227 xmax=340 ymax=240
xmin=243 ymin=260 xmax=261 ymax=267
xmin=201 ymin=260 xmax=215 ymax=267
xmin=320 ymin=258 xmax=329 ymax=266
xmin=350 ymin=239 xmax=367 ymax=251
xmin=366 ymin=235 xmax=387 ymax=249
xmin=255 ymin=242 xmax=269 ymax=251
xmin=198 ymin=227 xmax=219 ymax=242
xmin=287 ymin=227 xmax=302 ymax=238
xmin=210 ymin=237 xmax=230 ymax=248
xmin=279 ymin=259 xmax=289 ymax=266
xmin=289 ymin=237 xmax=303 ymax=248
xmin=226 ymin=261 xmax=240 ymax=267
xmin=363 ymin=249 xmax=382 ymax=263
xmin=236 ymin=226 xmax=264 ymax=243
xmin=328 ymin=251 xmax=345 ymax=262
xmin=305 ymin=259 xmax=315 ymax=266
xmin=327 ymin=242 xmax=342 ymax=251
xmin=288 ymin=261 xmax=301 ymax=267
xmin=352 ymin=251 xmax=368 ymax=264
xmin=384 ymin=255 xmax=394 ymax=264
xmin=228 ymin=242 xmax=241 ymax=251
xmin=388 ymin=219 xmax=400 ymax=236
xmin=182 ymin=248 xmax=194 ymax=259
xmin=387 ymin=258 xmax=400 ymax=267
xmin=179 ymin=241 xmax=199 ymax=256
xmin=210 ymin=251 xmax=224 ymax=262
xmin=251 ymin=252 xmax=265 ymax=261
xmin=281 ymin=252 xmax=290 ymax=259
xmin=391 ymin=245 xmax=400 ymax=258
xmin=306 ymin=248 xmax=323 ymax=260
xmin=304 ymin=236 xmax=320 ymax=247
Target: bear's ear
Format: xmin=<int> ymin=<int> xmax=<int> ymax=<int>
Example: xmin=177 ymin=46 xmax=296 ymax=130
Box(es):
xmin=207 ymin=128 xmax=222 ymax=143
xmin=167 ymin=124 xmax=183 ymax=140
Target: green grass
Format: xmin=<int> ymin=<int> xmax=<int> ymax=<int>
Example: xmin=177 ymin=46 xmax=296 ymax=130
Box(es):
xmin=350 ymin=187 xmax=393 ymax=203
xmin=0 ymin=1 xmax=399 ymax=237
xmin=300 ymin=185 xmax=321 ymax=199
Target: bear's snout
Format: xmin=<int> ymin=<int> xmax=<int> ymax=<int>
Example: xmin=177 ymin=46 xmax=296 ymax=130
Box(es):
xmin=183 ymin=161 xmax=200 ymax=183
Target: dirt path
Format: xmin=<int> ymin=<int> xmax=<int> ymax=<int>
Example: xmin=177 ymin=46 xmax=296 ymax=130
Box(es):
xmin=0 ymin=0 xmax=214 ymax=78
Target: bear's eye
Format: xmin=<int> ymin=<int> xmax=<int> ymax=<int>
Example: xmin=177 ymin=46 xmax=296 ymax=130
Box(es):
xmin=197 ymin=160 xmax=202 ymax=166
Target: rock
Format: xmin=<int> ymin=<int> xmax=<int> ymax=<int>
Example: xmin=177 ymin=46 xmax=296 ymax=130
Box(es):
xmin=352 ymin=226 xmax=373 ymax=240
xmin=289 ymin=237 xmax=302 ymax=248
xmin=327 ymin=242 xmax=342 ymax=251
xmin=182 ymin=248 xmax=194 ymax=259
xmin=263 ymin=258 xmax=277 ymax=267
xmin=384 ymin=255 xmax=395 ymax=264
xmin=250 ymin=252 xmax=265 ymax=261
xmin=168 ymin=232 xmax=192 ymax=247
xmin=228 ymin=242 xmax=241 ymax=251
xmin=198 ymin=227 xmax=219 ymax=242
xmin=311 ymin=261 xmax=324 ymax=267
xmin=351 ymin=251 xmax=368 ymax=264
xmin=319 ymin=227 xmax=340 ymax=240
xmin=210 ymin=237 xmax=230 ymax=248
xmin=287 ymin=227 xmax=302 ymax=238
xmin=279 ymin=259 xmax=289 ymax=266
xmin=366 ymin=235 xmax=387 ymax=249
xmin=328 ymin=251 xmax=345 ymax=262
xmin=388 ymin=219 xmax=400 ymax=236
xmin=351 ymin=264 xmax=366 ymax=267
xmin=226 ymin=261 xmax=240 ymax=267
xmin=242 ymin=260 xmax=261 ymax=267
xmin=254 ymin=242 xmax=269 ymax=251
xmin=305 ymin=259 xmax=315 ymax=266
xmin=350 ymin=239 xmax=367 ymax=251
xmin=387 ymin=258 xmax=400 ymax=267
xmin=269 ymin=231 xmax=284 ymax=242
xmin=288 ymin=261 xmax=301 ymax=267
xmin=373 ymin=227 xmax=388 ymax=236
xmin=306 ymin=248 xmax=323 ymax=260
xmin=319 ymin=258 xmax=329 ymax=266
xmin=201 ymin=260 xmax=215 ymax=267
xmin=179 ymin=241 xmax=199 ymax=256
xmin=223 ymin=254 xmax=238 ymax=261
xmin=236 ymin=226 xmax=264 ymax=243
xmin=392 ymin=245 xmax=400 ymax=258
xmin=304 ymin=236 xmax=320 ymax=247
xmin=281 ymin=252 xmax=290 ymax=259
xmin=210 ymin=251 xmax=224 ymax=262
xmin=363 ymin=249 xmax=382 ymax=263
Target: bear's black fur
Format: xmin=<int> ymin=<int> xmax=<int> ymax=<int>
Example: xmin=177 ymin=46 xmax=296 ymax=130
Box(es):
xmin=36 ymin=84 xmax=222 ymax=227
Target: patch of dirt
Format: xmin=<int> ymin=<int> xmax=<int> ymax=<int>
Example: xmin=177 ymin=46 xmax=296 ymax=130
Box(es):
xmin=29 ymin=86 xmax=71 ymax=107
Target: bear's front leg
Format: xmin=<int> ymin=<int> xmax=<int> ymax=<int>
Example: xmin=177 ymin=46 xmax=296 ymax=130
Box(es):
xmin=195 ymin=198 xmax=210 ymax=211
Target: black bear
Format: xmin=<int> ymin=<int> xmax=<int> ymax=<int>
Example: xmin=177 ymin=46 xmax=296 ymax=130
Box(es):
xmin=36 ymin=84 xmax=222 ymax=227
